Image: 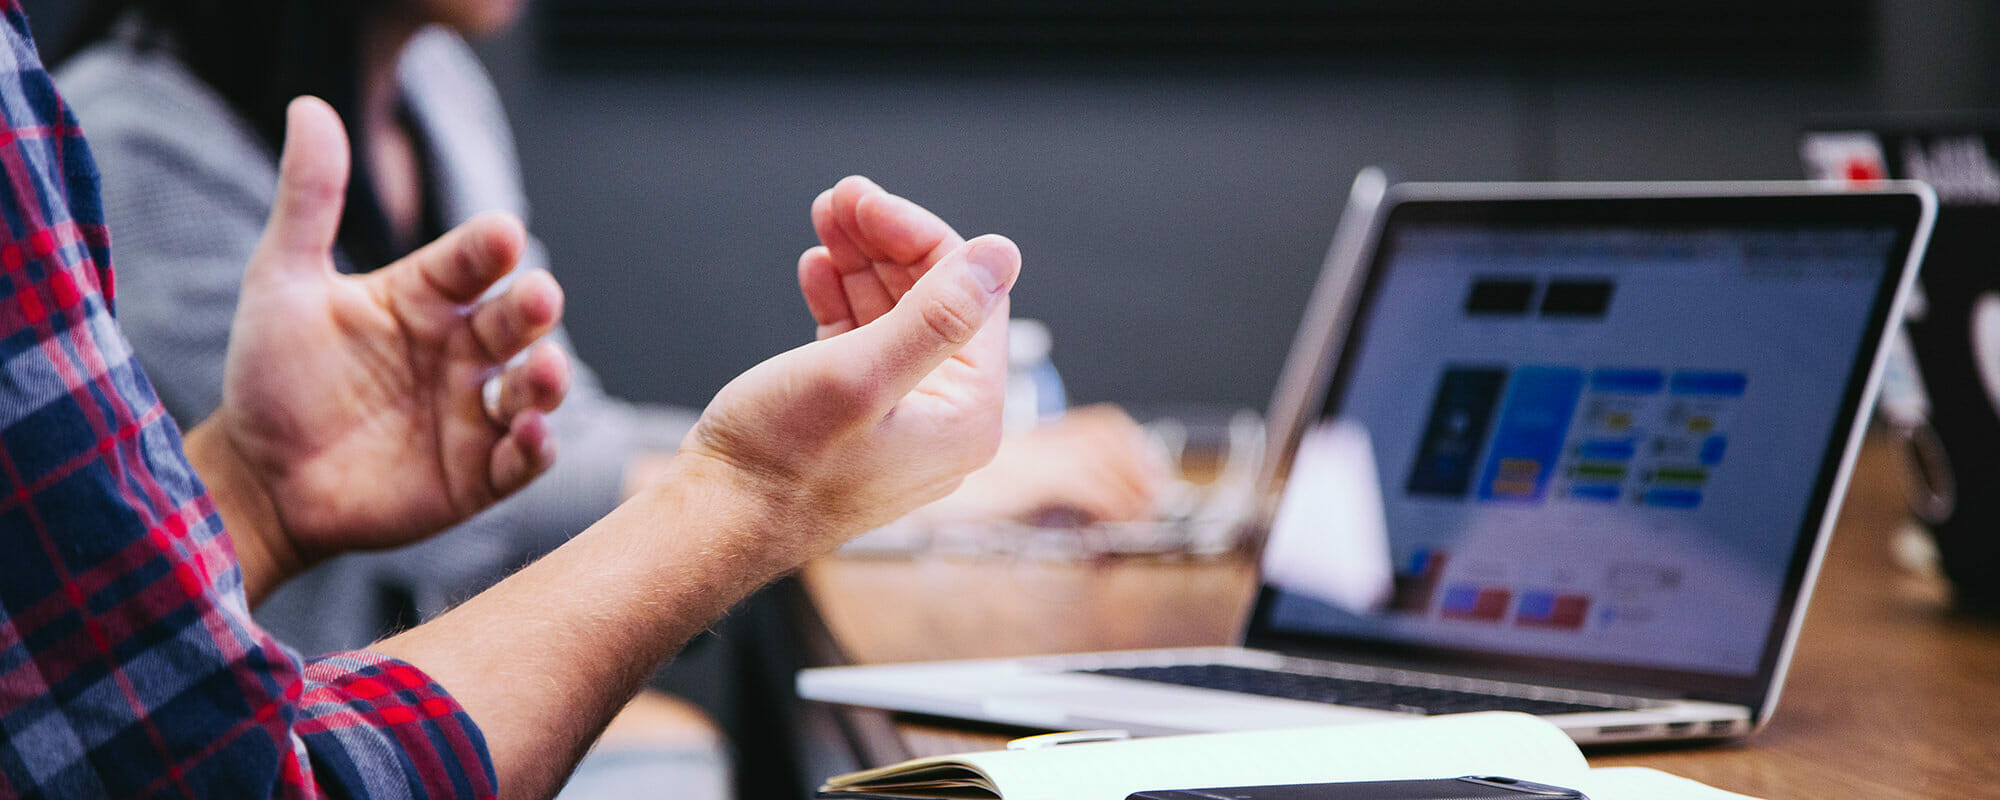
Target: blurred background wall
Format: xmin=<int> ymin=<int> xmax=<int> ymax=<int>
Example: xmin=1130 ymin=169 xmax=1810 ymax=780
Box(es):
xmin=21 ymin=1 xmax=2000 ymax=415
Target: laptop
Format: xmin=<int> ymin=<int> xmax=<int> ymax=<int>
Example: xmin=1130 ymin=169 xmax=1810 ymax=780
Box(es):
xmin=798 ymin=178 xmax=1936 ymax=744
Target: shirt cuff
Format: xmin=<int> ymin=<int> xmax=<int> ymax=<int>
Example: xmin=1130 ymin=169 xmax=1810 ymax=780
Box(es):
xmin=295 ymin=651 xmax=497 ymax=800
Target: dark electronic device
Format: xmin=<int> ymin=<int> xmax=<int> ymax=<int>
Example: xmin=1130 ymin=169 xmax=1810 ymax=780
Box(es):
xmin=1127 ymin=776 xmax=1585 ymax=800
xmin=1802 ymin=117 xmax=2000 ymax=611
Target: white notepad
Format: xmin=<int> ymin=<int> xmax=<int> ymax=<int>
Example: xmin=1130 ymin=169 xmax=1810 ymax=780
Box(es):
xmin=819 ymin=713 xmax=1754 ymax=800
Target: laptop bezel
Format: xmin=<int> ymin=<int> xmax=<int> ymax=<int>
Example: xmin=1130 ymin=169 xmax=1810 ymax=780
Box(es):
xmin=1242 ymin=181 xmax=1936 ymax=716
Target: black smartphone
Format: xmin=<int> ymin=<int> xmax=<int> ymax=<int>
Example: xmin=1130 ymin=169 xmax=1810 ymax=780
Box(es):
xmin=1127 ymin=775 xmax=1586 ymax=800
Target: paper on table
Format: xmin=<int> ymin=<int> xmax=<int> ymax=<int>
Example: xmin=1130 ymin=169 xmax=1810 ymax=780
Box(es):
xmin=1260 ymin=420 xmax=1394 ymax=614
xmin=822 ymin=713 xmax=1761 ymax=800
xmin=947 ymin=713 xmax=1583 ymax=800
xmin=1566 ymin=767 xmax=1759 ymax=800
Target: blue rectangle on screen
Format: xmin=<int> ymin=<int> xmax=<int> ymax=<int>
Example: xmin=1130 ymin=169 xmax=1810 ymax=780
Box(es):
xmin=1700 ymin=435 xmax=1728 ymax=465
xmin=1477 ymin=366 xmax=1585 ymax=502
xmin=1577 ymin=439 xmax=1637 ymax=461
xmin=1589 ymin=369 xmax=1665 ymax=394
xmin=1644 ymin=488 xmax=1704 ymax=509
xmin=1517 ymin=592 xmax=1555 ymax=618
xmin=1441 ymin=585 xmax=1481 ymax=613
xmin=1569 ymin=484 xmax=1621 ymax=502
xmin=1670 ymin=371 xmax=1747 ymax=396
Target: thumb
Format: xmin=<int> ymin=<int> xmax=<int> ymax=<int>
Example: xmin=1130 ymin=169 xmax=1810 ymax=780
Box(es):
xmin=255 ymin=97 xmax=350 ymax=272
xmin=829 ymin=234 xmax=1019 ymax=403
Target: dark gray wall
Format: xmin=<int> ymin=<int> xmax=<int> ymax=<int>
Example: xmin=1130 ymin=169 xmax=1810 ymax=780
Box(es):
xmin=22 ymin=0 xmax=2000 ymax=413
xmin=490 ymin=57 xmax=1526 ymax=412
xmin=479 ymin=2 xmax=1997 ymax=414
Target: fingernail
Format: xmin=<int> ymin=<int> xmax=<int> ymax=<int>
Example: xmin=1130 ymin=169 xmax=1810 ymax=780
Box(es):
xmin=964 ymin=241 xmax=1011 ymax=294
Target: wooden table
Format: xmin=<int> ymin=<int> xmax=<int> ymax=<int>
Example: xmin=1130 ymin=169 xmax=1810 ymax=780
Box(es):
xmin=800 ymin=435 xmax=2000 ymax=799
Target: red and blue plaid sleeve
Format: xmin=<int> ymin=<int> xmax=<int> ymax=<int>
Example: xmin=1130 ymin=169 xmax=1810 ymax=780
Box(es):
xmin=0 ymin=4 xmax=497 ymax=798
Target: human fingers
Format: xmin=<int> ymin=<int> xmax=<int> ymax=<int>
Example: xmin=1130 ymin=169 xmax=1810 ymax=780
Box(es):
xmin=1058 ymin=480 xmax=1153 ymax=525
xmin=1096 ymin=429 xmax=1174 ymax=516
xmin=811 ymin=184 xmax=869 ymax=272
xmin=815 ymin=176 xmax=966 ymax=323
xmin=854 ymin=190 xmax=962 ymax=296
xmin=486 ymin=341 xmax=571 ymax=423
xmin=813 ymin=178 xmax=899 ymax=322
xmin=1000 ymin=408 xmax=1167 ymax=524
xmin=1069 ymin=405 xmax=1174 ymax=496
xmin=381 ymin=212 xmax=529 ymax=308
xmin=488 ymin=408 xmax=557 ymax=497
xmin=1005 ymin=459 xmax=1143 ymax=525
xmin=828 ymin=235 xmax=1019 ymax=405
xmin=253 ymin=97 xmax=348 ymax=273
xmin=1082 ymin=451 xmax=1166 ymax=522
xmin=470 ymin=267 xmax=564 ymax=362
xmin=798 ymin=246 xmax=856 ymax=339
xmin=825 ymin=175 xmax=890 ymax=265
xmin=1032 ymin=439 xmax=1160 ymax=524
xmin=840 ymin=265 xmax=898 ymax=325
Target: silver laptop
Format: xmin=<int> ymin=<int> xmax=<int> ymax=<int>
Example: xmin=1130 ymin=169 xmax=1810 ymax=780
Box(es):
xmin=799 ymin=178 xmax=1936 ymax=745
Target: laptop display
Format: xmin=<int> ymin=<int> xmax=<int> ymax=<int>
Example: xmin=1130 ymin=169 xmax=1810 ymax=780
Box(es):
xmin=1254 ymin=192 xmax=1928 ymax=706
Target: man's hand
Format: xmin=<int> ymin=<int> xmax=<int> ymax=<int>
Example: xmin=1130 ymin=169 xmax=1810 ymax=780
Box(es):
xmin=798 ymin=175 xmax=968 ymax=338
xmin=926 ymin=404 xmax=1172 ymax=526
xmin=185 ymin=97 xmax=571 ymax=602
xmin=802 ymin=177 xmax=1166 ymax=527
xmin=674 ymin=176 xmax=1019 ymax=561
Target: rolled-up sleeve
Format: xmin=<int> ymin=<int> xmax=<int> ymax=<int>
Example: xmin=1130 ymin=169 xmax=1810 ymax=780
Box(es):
xmin=0 ymin=8 xmax=496 ymax=798
xmin=296 ymin=653 xmax=496 ymax=800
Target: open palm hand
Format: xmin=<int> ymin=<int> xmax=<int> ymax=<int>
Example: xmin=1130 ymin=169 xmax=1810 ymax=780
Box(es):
xmin=213 ymin=98 xmax=571 ymax=571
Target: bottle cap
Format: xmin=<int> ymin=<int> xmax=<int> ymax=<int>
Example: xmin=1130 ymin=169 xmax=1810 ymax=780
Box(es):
xmin=1009 ymin=318 xmax=1052 ymax=365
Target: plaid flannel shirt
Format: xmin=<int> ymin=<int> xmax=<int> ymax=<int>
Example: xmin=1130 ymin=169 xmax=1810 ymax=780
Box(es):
xmin=0 ymin=5 xmax=498 ymax=798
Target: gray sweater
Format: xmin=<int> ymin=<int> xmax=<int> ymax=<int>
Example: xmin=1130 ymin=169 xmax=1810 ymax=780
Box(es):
xmin=58 ymin=27 xmax=700 ymax=655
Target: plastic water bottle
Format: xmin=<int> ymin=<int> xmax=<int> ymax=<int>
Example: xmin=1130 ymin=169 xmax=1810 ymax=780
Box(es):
xmin=1005 ymin=319 xmax=1066 ymax=431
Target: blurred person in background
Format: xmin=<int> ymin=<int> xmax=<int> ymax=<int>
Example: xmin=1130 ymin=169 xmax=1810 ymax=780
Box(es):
xmin=52 ymin=0 xmax=1166 ymax=796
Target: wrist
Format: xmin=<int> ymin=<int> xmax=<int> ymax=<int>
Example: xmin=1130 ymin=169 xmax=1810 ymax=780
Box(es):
xmin=642 ymin=447 xmax=828 ymax=583
xmin=184 ymin=417 xmax=301 ymax=605
xmin=620 ymin=450 xmax=679 ymax=500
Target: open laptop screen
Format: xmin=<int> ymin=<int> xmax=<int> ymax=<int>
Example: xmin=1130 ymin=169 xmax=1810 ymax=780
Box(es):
xmin=1252 ymin=190 xmax=1925 ymax=704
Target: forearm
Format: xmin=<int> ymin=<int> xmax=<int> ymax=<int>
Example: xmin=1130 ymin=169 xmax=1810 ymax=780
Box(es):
xmin=370 ymin=451 xmax=812 ymax=800
xmin=182 ymin=416 xmax=297 ymax=606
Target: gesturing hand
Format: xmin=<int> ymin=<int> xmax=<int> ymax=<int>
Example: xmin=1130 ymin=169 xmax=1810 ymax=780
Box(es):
xmin=191 ymin=98 xmax=571 ymax=598
xmin=798 ymin=175 xmax=969 ymax=338
xmin=675 ymin=177 xmax=1018 ymax=557
xmin=803 ymin=178 xmax=1168 ymax=528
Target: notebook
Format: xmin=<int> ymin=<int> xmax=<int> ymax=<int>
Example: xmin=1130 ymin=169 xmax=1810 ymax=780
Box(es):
xmin=798 ymin=178 xmax=1936 ymax=744
xmin=816 ymin=712 xmax=1753 ymax=800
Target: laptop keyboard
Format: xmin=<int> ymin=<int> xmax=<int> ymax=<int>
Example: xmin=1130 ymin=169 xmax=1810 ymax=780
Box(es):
xmin=1077 ymin=663 xmax=1633 ymax=716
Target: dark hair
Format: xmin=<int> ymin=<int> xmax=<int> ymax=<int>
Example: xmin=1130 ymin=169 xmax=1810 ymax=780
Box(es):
xmin=59 ymin=0 xmax=406 ymax=271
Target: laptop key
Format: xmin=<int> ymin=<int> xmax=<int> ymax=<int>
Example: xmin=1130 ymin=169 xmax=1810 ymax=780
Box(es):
xmin=1077 ymin=664 xmax=1629 ymax=716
